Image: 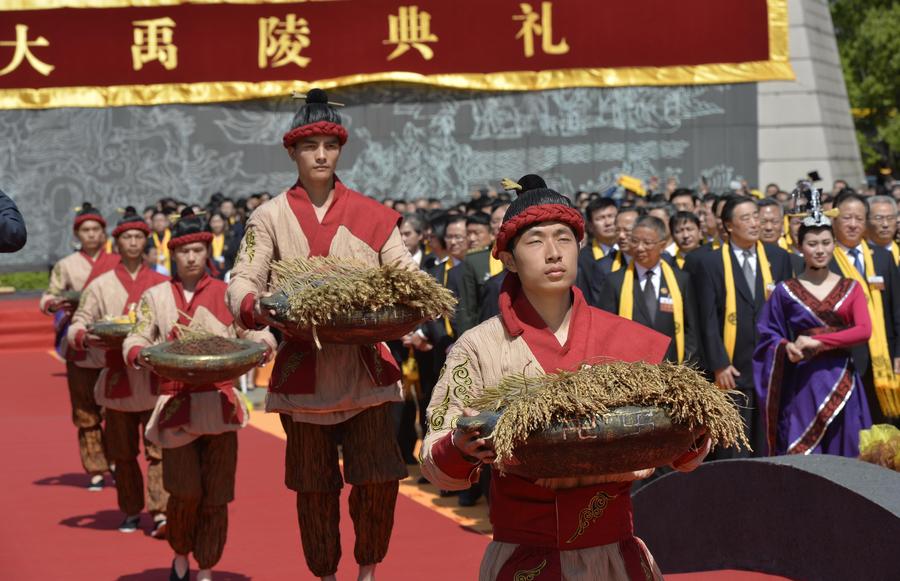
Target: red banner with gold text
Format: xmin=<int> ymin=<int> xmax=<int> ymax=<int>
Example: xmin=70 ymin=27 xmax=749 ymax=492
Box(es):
xmin=0 ymin=0 xmax=792 ymax=109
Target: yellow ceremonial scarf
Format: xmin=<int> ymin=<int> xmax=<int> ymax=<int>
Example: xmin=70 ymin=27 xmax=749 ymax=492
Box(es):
xmin=618 ymin=261 xmax=685 ymax=363
xmin=675 ymin=249 xmax=686 ymax=269
xmin=489 ymin=244 xmax=504 ymax=276
xmin=722 ymin=241 xmax=773 ymax=361
xmin=592 ymin=239 xmax=606 ymax=261
xmin=211 ymin=233 xmax=225 ymax=259
xmin=443 ymin=260 xmax=455 ymax=338
xmin=611 ymin=251 xmax=624 ymax=272
xmin=891 ymin=242 xmax=900 ymax=267
xmin=153 ymin=230 xmax=171 ymax=273
xmin=833 ymin=241 xmax=899 ymax=416
xmin=777 ymin=236 xmax=789 ymax=251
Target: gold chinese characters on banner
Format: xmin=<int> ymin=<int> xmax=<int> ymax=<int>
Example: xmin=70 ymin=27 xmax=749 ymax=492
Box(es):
xmin=0 ymin=0 xmax=793 ymax=110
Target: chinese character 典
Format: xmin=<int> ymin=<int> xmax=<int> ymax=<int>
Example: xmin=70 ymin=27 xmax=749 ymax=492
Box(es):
xmin=132 ymin=17 xmax=178 ymax=71
xmin=384 ymin=5 xmax=438 ymax=61
xmin=0 ymin=24 xmax=54 ymax=76
xmin=259 ymin=14 xmax=311 ymax=69
xmin=513 ymin=1 xmax=569 ymax=58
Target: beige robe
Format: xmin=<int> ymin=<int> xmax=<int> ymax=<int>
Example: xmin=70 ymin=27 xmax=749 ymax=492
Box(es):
xmin=420 ymin=317 xmax=663 ymax=581
xmin=124 ymin=281 xmax=276 ymax=449
xmin=226 ymin=191 xmax=416 ymax=425
xmin=67 ymin=269 xmax=158 ymax=412
xmin=41 ymin=251 xmax=105 ymax=368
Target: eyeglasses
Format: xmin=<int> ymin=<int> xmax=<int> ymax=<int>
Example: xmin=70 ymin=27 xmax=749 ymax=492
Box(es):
xmin=870 ymin=215 xmax=898 ymax=224
xmin=444 ymin=235 xmax=466 ymax=242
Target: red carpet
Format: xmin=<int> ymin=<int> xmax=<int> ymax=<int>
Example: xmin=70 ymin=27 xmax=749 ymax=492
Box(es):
xmin=0 ymin=311 xmax=788 ymax=580
xmin=0 ymin=350 xmax=489 ymax=580
xmin=0 ymin=297 xmax=54 ymax=352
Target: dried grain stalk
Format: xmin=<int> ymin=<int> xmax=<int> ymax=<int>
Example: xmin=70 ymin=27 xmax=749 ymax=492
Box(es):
xmin=270 ymin=256 xmax=456 ymax=327
xmin=470 ymin=360 xmax=750 ymax=463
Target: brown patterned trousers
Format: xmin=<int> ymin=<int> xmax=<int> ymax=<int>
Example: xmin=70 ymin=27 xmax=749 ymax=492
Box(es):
xmin=162 ymin=432 xmax=237 ymax=570
xmin=65 ymin=362 xmax=109 ymax=475
xmin=104 ymin=409 xmax=167 ymax=516
xmin=280 ymin=403 xmax=408 ymax=578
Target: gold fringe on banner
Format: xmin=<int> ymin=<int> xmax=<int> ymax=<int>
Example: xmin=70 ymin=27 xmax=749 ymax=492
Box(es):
xmin=0 ymin=0 xmax=793 ymax=109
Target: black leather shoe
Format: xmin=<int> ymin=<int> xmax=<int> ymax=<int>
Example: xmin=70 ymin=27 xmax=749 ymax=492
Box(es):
xmin=169 ymin=559 xmax=189 ymax=581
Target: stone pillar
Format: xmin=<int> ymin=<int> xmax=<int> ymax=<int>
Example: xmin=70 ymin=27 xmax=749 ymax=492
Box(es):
xmin=757 ymin=0 xmax=864 ymax=191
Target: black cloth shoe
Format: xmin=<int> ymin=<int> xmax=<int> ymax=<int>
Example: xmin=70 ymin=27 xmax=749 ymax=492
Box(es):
xmin=169 ymin=559 xmax=189 ymax=581
xmin=150 ymin=518 xmax=167 ymax=540
xmin=458 ymin=483 xmax=482 ymax=507
xmin=118 ymin=514 xmax=141 ymax=533
xmin=87 ymin=474 xmax=104 ymax=492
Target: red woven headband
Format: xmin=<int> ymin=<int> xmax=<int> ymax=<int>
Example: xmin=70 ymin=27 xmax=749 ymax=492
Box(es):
xmin=73 ymin=214 xmax=106 ymax=231
xmin=492 ymin=204 xmax=585 ymax=258
xmin=283 ymin=121 xmax=348 ymax=148
xmin=168 ymin=231 xmax=213 ymax=250
xmin=112 ymin=221 xmax=151 ymax=238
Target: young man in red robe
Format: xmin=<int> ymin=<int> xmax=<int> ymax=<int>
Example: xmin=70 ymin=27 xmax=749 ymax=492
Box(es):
xmin=421 ymin=175 xmax=711 ymax=580
xmin=68 ymin=215 xmax=169 ymax=536
xmin=125 ymin=213 xmax=275 ymax=581
xmin=40 ymin=204 xmax=119 ymax=491
xmin=227 ymin=89 xmax=414 ymax=581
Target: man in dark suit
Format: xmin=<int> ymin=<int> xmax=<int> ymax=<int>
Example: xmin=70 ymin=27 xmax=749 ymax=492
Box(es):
xmin=597 ymin=216 xmax=701 ymax=366
xmin=576 ymin=198 xmax=617 ymax=304
xmin=389 ymin=212 xmax=430 ymax=463
xmin=0 ymin=188 xmax=26 ymax=253
xmin=829 ymin=190 xmax=900 ymax=424
xmin=460 ymin=201 xmax=510 ymax=329
xmin=692 ymin=195 xmax=793 ymax=456
xmin=581 ymin=206 xmax=642 ymax=306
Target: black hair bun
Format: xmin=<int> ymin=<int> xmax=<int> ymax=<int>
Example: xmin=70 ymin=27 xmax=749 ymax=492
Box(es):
xmin=518 ymin=174 xmax=548 ymax=193
xmin=306 ymin=88 xmax=328 ymax=104
xmin=172 ymin=210 xmax=204 ymax=238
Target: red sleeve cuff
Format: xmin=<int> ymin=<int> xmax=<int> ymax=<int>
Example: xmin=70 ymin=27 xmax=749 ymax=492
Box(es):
xmin=240 ymin=293 xmax=262 ymax=330
xmin=126 ymin=346 xmax=143 ymax=368
xmin=431 ymin=431 xmax=478 ymax=480
xmin=74 ymin=329 xmax=87 ymax=351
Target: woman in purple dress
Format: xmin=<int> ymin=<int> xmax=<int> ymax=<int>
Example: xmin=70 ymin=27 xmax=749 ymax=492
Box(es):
xmin=753 ymin=196 xmax=873 ymax=457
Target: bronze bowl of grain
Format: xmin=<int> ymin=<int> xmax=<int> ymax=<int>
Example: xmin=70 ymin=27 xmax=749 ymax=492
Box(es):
xmin=58 ymin=290 xmax=81 ymax=306
xmin=141 ymin=337 xmax=266 ymax=384
xmin=89 ymin=320 xmax=133 ymax=349
xmin=457 ymin=407 xmax=702 ymax=479
xmin=260 ymin=291 xmax=426 ymax=345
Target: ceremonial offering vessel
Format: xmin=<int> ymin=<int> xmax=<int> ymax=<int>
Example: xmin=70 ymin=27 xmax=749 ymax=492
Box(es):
xmin=59 ymin=290 xmax=81 ymax=305
xmin=89 ymin=319 xmax=133 ymax=349
xmin=458 ymin=407 xmax=702 ymax=479
xmin=260 ymin=291 xmax=425 ymax=344
xmin=141 ymin=337 xmax=266 ymax=384
xmin=262 ymin=256 xmax=456 ymax=346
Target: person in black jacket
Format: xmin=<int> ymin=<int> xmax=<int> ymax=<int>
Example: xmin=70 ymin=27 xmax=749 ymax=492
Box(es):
xmin=692 ymin=195 xmax=793 ymax=456
xmin=575 ymin=198 xmax=617 ymax=304
xmin=0 ymin=188 xmax=26 ymax=252
xmin=597 ymin=216 xmax=701 ymax=366
xmin=828 ymin=190 xmax=900 ymax=424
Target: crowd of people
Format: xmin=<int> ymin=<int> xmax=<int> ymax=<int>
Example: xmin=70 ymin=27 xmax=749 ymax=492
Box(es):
xmin=32 ymin=86 xmax=900 ymax=581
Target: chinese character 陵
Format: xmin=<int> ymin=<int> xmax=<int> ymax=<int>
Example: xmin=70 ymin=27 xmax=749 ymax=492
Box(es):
xmin=0 ymin=24 xmax=54 ymax=76
xmin=259 ymin=14 xmax=311 ymax=69
xmin=384 ymin=5 xmax=438 ymax=61
xmin=132 ymin=17 xmax=178 ymax=71
xmin=513 ymin=1 xmax=569 ymax=58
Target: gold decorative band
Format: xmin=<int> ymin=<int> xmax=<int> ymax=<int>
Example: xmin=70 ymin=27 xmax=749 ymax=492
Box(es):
xmin=0 ymin=61 xmax=794 ymax=110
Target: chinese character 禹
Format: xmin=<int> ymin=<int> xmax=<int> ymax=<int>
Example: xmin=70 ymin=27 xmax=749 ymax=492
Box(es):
xmin=513 ymin=1 xmax=569 ymax=58
xmin=259 ymin=14 xmax=311 ymax=69
xmin=384 ymin=5 xmax=438 ymax=61
xmin=0 ymin=24 xmax=54 ymax=76
xmin=132 ymin=17 xmax=178 ymax=71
